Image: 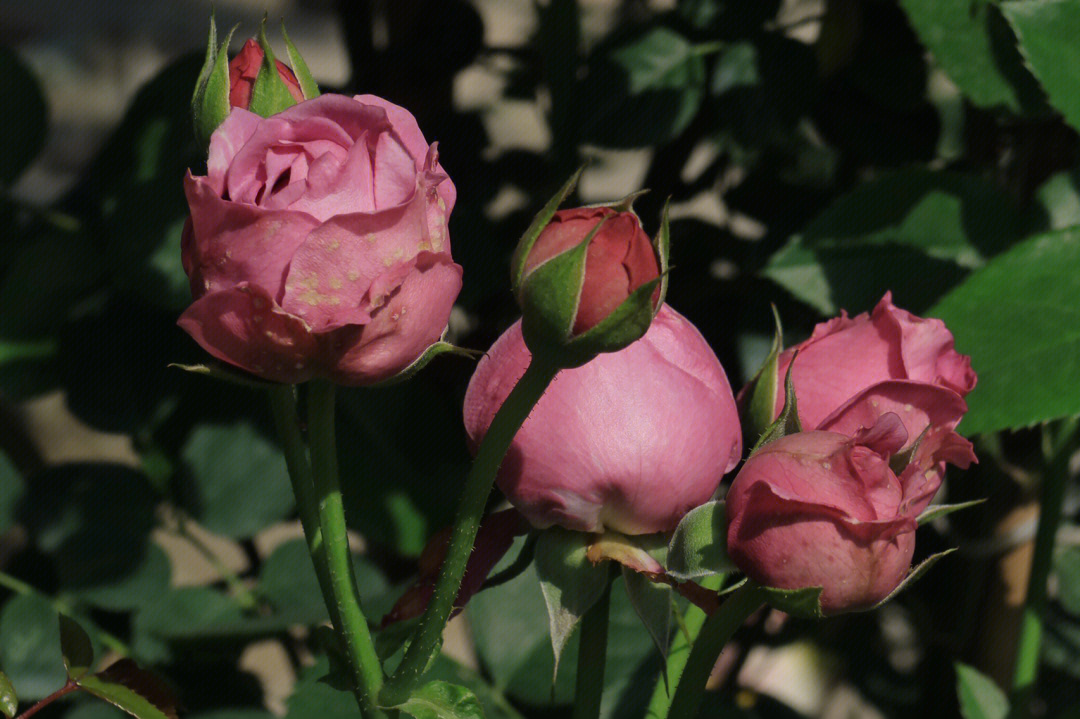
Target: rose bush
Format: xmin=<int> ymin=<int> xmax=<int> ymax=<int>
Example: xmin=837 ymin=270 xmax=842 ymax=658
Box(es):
xmin=764 ymin=292 xmax=977 ymax=441
xmin=227 ymin=38 xmax=304 ymax=110
xmin=520 ymin=206 xmax=660 ymax=335
xmin=179 ymin=93 xmax=462 ymax=384
xmin=726 ymin=414 xmax=976 ymax=614
xmin=464 ymin=304 xmax=742 ymax=534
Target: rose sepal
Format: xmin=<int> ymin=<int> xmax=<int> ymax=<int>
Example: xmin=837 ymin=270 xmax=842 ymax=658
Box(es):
xmin=169 ymin=360 xmax=279 ymax=389
xmin=749 ymin=352 xmax=803 ymax=455
xmin=370 ymin=340 xmax=480 ymax=388
xmin=248 ymin=17 xmax=301 ymax=117
xmin=191 ymin=12 xmax=238 ymax=149
xmin=666 ymin=500 xmax=735 ymax=582
xmin=510 ymin=168 xmax=585 ymax=293
xmin=742 ymin=306 xmax=783 ymax=447
xmin=280 ymin=21 xmax=320 ymax=100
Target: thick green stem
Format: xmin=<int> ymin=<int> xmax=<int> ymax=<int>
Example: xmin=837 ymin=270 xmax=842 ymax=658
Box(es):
xmin=573 ymin=580 xmax=612 ymax=719
xmin=383 ymin=358 xmax=560 ymax=703
xmin=1010 ymin=418 xmax=1079 ymax=718
xmin=267 ymin=386 xmax=336 ymax=625
xmin=645 ymin=575 xmax=724 ymax=718
xmin=307 ymin=380 xmax=386 ymax=717
xmin=665 ymin=583 xmax=765 ymax=719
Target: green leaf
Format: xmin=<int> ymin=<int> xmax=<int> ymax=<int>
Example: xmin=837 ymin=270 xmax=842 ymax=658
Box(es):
xmin=178 ymin=422 xmax=294 ymax=538
xmin=394 ymin=681 xmax=485 ymax=719
xmin=132 ymin=587 xmax=244 ymax=663
xmin=917 ymin=499 xmax=986 ymax=526
xmin=468 ymin=542 xmax=659 ymax=713
xmin=0 ymin=450 xmax=24 ymax=533
xmin=280 ymin=22 xmax=320 ymax=100
xmin=930 ymin=229 xmax=1080 ymax=434
xmin=897 ymin=0 xmax=1041 ymax=112
xmin=1054 ymin=546 xmax=1080 ymax=615
xmin=72 ymin=544 xmax=172 ymax=613
xmin=0 ymin=670 xmax=16 ymax=719
xmin=510 ymin=168 xmax=584 ymax=292
xmin=742 ymin=306 xmax=782 ymax=447
xmin=580 ymin=28 xmax=707 ymax=147
xmin=248 ymin=19 xmax=299 ymax=118
xmin=956 ymin=662 xmax=1009 ymax=719
xmin=421 ymin=655 xmax=525 ymax=719
xmin=0 ymin=595 xmax=66 ymax=700
xmin=666 ymin=500 xmax=733 ymax=581
xmin=0 ymin=47 xmax=47 ymax=185
xmin=757 ymin=585 xmax=824 ymax=620
xmin=533 ymin=527 xmax=611 ymax=682
xmin=58 ymin=616 xmax=94 ymax=679
xmin=259 ymin=539 xmax=392 ymax=624
xmin=1001 ymin=0 xmax=1080 ymax=132
xmin=76 ymin=660 xmax=178 ymax=719
xmin=621 ymin=567 xmax=670 ymax=665
xmin=1030 ymin=168 xmax=1080 ymax=232
xmin=764 ymin=169 xmax=1023 ymax=315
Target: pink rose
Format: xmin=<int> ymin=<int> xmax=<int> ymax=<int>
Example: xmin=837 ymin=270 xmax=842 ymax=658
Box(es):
xmin=726 ymin=414 xmax=976 ymax=614
xmin=522 ymin=206 xmax=660 ymax=335
xmin=464 ymin=304 xmax=742 ymax=535
xmin=179 ymin=94 xmax=462 ymax=385
xmin=228 ymin=38 xmax=305 ymax=110
xmin=767 ymin=292 xmax=976 ymax=440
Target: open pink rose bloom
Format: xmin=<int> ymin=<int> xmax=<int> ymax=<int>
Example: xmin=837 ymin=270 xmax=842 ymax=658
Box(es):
xmin=464 ymin=304 xmax=743 ymax=535
xmin=179 ymin=94 xmax=462 ymax=384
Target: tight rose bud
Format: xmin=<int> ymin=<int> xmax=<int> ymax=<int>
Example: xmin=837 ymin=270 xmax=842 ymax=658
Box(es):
xmin=228 ymin=38 xmax=305 ymax=109
xmin=523 ymin=207 xmax=660 ymax=335
xmin=464 ymin=304 xmax=742 ymax=535
xmin=179 ymin=94 xmax=461 ymax=385
xmin=726 ymin=414 xmax=976 ymax=614
xmin=762 ymin=292 xmax=976 ymax=440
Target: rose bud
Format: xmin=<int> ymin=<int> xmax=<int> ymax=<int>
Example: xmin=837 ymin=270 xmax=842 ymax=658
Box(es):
xmin=510 ymin=183 xmax=669 ymax=368
xmin=464 ymin=304 xmax=742 ymax=535
xmin=752 ymin=292 xmax=976 ymax=441
xmin=228 ymin=38 xmax=305 ymax=110
xmin=725 ymin=414 xmax=976 ymax=614
xmin=179 ymin=94 xmax=462 ymax=385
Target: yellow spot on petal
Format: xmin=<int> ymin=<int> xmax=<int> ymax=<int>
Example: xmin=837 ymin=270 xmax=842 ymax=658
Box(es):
xmin=347 ymin=271 xmax=360 ymax=282
xmin=328 ymin=239 xmax=340 ymax=251
xmin=329 ymin=278 xmax=343 ymax=290
xmin=365 ymin=233 xmax=377 ymax=243
xmin=904 ymin=404 xmax=914 ymax=412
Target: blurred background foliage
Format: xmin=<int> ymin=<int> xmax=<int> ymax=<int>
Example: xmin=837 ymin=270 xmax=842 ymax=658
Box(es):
xmin=2 ymin=0 xmax=1080 ymax=717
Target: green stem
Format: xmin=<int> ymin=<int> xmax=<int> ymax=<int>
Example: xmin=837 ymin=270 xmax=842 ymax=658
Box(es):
xmin=384 ymin=358 xmax=560 ymax=704
xmin=1010 ymin=418 xmax=1079 ymax=718
xmin=267 ymin=385 xmax=334 ymax=609
xmin=573 ymin=580 xmax=612 ymax=719
xmin=665 ymin=583 xmax=765 ymax=719
xmin=646 ymin=575 xmax=725 ymax=718
xmin=0 ymin=572 xmax=130 ymax=657
xmin=307 ymin=380 xmax=386 ymax=718
xmin=174 ymin=514 xmax=259 ymax=611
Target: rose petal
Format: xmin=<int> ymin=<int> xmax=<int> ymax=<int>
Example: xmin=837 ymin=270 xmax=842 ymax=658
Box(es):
xmin=177 ymin=283 xmax=317 ymax=383
xmin=322 ymin=254 xmax=462 ymax=385
xmin=899 ymin=427 xmax=977 ymax=516
xmin=206 ymin=109 xmax=262 ymax=195
xmin=817 ymin=380 xmax=969 ymax=441
xmin=874 ymin=292 xmax=977 ymax=396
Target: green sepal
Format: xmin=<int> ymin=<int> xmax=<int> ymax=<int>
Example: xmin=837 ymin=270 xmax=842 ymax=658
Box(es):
xmin=756 ymin=584 xmax=824 ymax=620
xmin=863 ymin=549 xmax=956 ymax=610
xmin=518 ymin=223 xmax=596 ymax=359
xmin=653 ymin=198 xmax=671 ymax=309
xmin=389 ymin=680 xmax=485 ymax=719
xmin=889 ymin=425 xmax=930 ymax=475
xmin=743 ymin=306 xmax=783 ymax=449
xmin=666 ymin=500 xmax=735 ymax=581
xmin=534 ymin=527 xmax=611 ymax=685
xmin=280 ymin=21 xmax=320 ymax=100
xmin=248 ymin=17 xmax=299 ymax=118
xmin=0 ymin=670 xmax=16 ymax=719
xmin=555 ymin=272 xmax=665 ymax=368
xmin=510 ymin=167 xmax=585 ymax=292
xmin=749 ymin=352 xmax=802 ymax=455
xmin=168 ymin=361 xmax=278 ymax=389
xmin=191 ymin=13 xmax=238 ymax=149
xmin=58 ymin=614 xmax=95 ymax=679
xmin=917 ymin=500 xmax=986 ymax=526
xmin=374 ymin=341 xmax=480 ymax=387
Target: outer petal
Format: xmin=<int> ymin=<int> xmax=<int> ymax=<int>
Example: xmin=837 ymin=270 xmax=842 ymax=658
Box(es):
xmin=899 ymin=426 xmax=977 ymax=516
xmin=322 ymin=255 xmax=463 ymax=385
xmin=206 ymin=108 xmax=262 ymax=195
xmin=463 ymin=304 xmax=742 ymax=535
xmin=874 ymin=292 xmax=977 ymax=396
xmin=280 ymin=172 xmax=451 ymax=330
xmin=817 ymin=380 xmax=969 ymax=442
xmin=183 ymin=173 xmax=319 ymax=299
xmin=177 ymin=283 xmax=318 ymax=384
xmin=354 ymin=94 xmax=457 ymax=214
